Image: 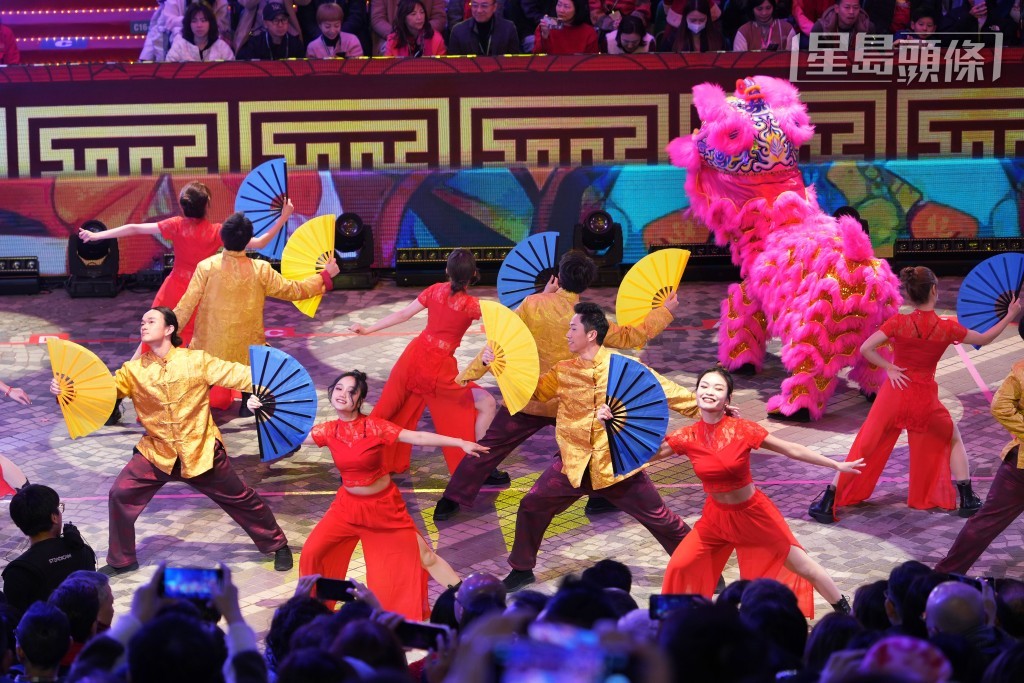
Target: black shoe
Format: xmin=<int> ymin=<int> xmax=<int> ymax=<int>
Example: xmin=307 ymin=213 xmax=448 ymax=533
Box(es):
xmin=584 ymin=497 xmax=618 ymax=515
xmin=767 ymin=408 xmax=812 ymax=423
xmin=274 ymin=546 xmax=293 ymax=571
xmin=831 ymin=594 xmax=852 ymax=615
xmin=433 ymin=496 xmax=461 ymax=521
xmin=808 ymin=485 xmax=837 ymax=524
xmin=105 ymin=399 xmax=123 ymax=426
xmin=956 ymin=480 xmax=982 ymax=518
xmin=98 ymin=561 xmax=139 ymax=577
xmin=483 ymin=469 xmax=511 ymax=486
xmin=502 ymin=569 xmax=536 ymax=592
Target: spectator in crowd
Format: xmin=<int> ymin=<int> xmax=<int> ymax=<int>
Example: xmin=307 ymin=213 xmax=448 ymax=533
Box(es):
xmin=163 ymin=0 xmax=233 ymax=46
xmin=306 ymin=1 xmax=364 ymax=56
xmin=733 ymin=0 xmax=796 ymax=50
xmin=455 ymin=573 xmax=507 ymax=629
xmin=659 ymin=603 xmax=770 ymax=681
xmin=853 ymin=579 xmax=892 ymax=632
xmin=297 ymin=0 xmax=371 ymax=54
xmin=792 ymin=0 xmax=833 ymax=34
xmin=65 ymin=571 xmax=114 ymax=634
xmin=984 ymin=641 xmax=1024 ymax=682
xmin=533 ymin=0 xmax=600 ymax=53
xmin=1 ymin=485 xmax=96 ymax=615
xmin=47 ymin=577 xmax=100 ymax=671
xmin=237 ymin=3 xmax=307 ymax=59
xmin=265 ymin=595 xmax=332 ymax=674
xmin=895 ymin=5 xmax=939 ymax=40
xmin=234 ymin=0 xmax=304 ymax=52
xmin=277 ymin=647 xmax=357 ymax=683
xmin=859 ymin=635 xmax=954 ymax=682
xmin=601 ymin=14 xmax=656 ymax=52
xmin=505 ymin=0 xmax=558 ymax=51
xmin=590 ymin=0 xmax=653 ymax=34
xmin=885 ymin=560 xmax=933 ymax=631
xmin=865 ymin=0 xmax=914 ymax=35
xmin=804 ymin=613 xmax=864 ymax=675
xmin=448 ymin=0 xmax=523 ymax=55
xmin=166 ymin=1 xmax=236 ymax=61
xmin=384 ymin=0 xmax=448 ymax=55
xmin=372 ymin=0 xmax=446 ymax=54
xmin=581 ymin=559 xmax=632 ymax=593
xmin=658 ymin=0 xmax=725 ymax=51
xmin=0 ymin=17 xmax=19 ymax=65
xmin=810 ymin=0 xmax=874 ymax=38
xmin=926 ymin=581 xmax=1014 ymax=664
xmin=10 ymin=603 xmax=70 ymax=683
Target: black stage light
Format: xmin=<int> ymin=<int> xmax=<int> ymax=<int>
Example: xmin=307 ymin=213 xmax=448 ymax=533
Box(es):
xmin=67 ymin=220 xmax=119 ymax=297
xmin=394 ymin=246 xmax=512 ymax=287
xmin=574 ymin=210 xmax=623 ymax=286
xmin=333 ymin=212 xmax=377 ymax=289
xmin=893 ymin=237 xmax=1024 ymax=276
xmin=0 ymin=256 xmax=41 ymax=295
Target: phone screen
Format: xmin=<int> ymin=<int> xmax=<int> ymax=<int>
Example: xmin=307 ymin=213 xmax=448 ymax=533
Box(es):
xmin=649 ymin=593 xmax=711 ymax=620
xmin=394 ymin=621 xmax=450 ymax=650
xmin=492 ymin=640 xmax=633 ymax=683
xmin=315 ymin=578 xmax=356 ymax=602
xmin=161 ymin=567 xmax=222 ymax=600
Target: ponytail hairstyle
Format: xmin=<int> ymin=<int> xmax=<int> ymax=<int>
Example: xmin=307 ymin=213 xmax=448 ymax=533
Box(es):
xmin=696 ymin=364 xmax=734 ymax=400
xmin=446 ymin=248 xmax=479 ymax=295
xmin=151 ymin=306 xmax=183 ymax=347
xmin=179 ymin=181 xmax=212 ymax=219
xmin=327 ymin=370 xmax=369 ymax=413
xmin=898 ymin=266 xmax=937 ymax=306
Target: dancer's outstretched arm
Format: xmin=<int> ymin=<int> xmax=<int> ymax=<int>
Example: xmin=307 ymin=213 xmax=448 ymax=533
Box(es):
xmin=963 ymin=296 xmax=1021 ymax=347
xmin=761 ymin=435 xmax=864 ymax=474
xmin=247 ymin=199 xmax=293 ymax=251
xmin=349 ymin=300 xmax=425 ymax=335
xmin=0 ymin=379 xmax=30 ymax=405
xmin=78 ymin=223 xmax=160 ymax=242
xmin=398 ymin=430 xmax=488 ymax=456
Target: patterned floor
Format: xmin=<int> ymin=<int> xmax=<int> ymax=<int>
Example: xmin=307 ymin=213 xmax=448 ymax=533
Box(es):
xmin=1 ymin=275 xmax=1021 ymax=637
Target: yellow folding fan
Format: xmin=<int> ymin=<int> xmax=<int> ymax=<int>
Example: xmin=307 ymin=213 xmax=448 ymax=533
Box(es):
xmin=46 ymin=338 xmax=116 ymax=439
xmin=615 ymin=248 xmax=691 ymax=328
xmin=479 ymin=300 xmax=540 ymax=415
xmin=280 ymin=214 xmax=336 ymax=318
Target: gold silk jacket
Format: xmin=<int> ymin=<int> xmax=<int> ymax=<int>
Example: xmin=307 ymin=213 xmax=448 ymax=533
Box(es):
xmin=173 ymin=250 xmax=329 ymax=364
xmin=534 ymin=345 xmax=699 ymax=489
xmin=458 ymin=289 xmax=674 ymax=417
xmin=113 ymin=346 xmax=253 ymax=478
xmin=990 ymin=359 xmax=1024 ymax=469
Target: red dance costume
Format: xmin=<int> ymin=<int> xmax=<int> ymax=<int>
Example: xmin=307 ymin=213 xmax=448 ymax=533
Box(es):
xmin=835 ymin=311 xmax=967 ymax=513
xmin=663 ymin=416 xmax=814 ymax=617
xmin=371 ymin=283 xmax=480 ymax=474
xmin=300 ymin=415 xmax=429 ymax=620
xmin=152 ymin=216 xmax=222 ymax=346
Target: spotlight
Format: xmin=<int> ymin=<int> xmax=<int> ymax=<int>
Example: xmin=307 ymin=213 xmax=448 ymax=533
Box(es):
xmin=332 ymin=212 xmax=376 ymax=289
xmin=0 ymin=256 xmax=41 ymax=295
xmin=574 ymin=210 xmax=623 ymax=286
xmin=67 ymin=220 xmax=119 ymax=297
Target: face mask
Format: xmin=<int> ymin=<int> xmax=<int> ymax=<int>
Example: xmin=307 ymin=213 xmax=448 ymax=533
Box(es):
xmin=687 ymin=21 xmax=706 ymax=33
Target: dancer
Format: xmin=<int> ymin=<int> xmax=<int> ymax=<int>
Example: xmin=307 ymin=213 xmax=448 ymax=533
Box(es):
xmin=351 ymin=248 xmax=496 ymax=475
xmin=1 ymin=380 xmax=31 ymax=495
xmin=51 ymin=307 xmax=292 ymax=575
xmin=936 ymin=353 xmax=1024 ymax=574
xmin=502 ymin=303 xmax=698 ymax=592
xmin=808 ymin=266 xmax=1021 ymax=522
xmin=433 ymin=249 xmax=679 ymax=521
xmin=654 ymin=366 xmax=863 ymax=617
xmin=78 ymin=182 xmax=291 ymax=359
xmin=173 ymin=211 xmax=339 ymax=415
xmin=248 ymin=370 xmax=487 ymax=619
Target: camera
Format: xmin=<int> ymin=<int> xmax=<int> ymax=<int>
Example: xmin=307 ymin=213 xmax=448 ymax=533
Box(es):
xmin=315 ymin=578 xmax=357 ymax=602
xmin=649 ymin=593 xmax=712 ymax=620
xmin=160 ymin=566 xmax=223 ymax=600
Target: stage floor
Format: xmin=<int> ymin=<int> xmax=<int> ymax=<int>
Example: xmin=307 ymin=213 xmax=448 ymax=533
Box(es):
xmin=1 ymin=277 xmax=1021 ymax=635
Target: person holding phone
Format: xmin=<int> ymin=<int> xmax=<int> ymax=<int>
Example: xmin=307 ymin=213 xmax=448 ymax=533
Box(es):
xmin=649 ymin=366 xmax=862 ymax=617
xmin=248 ymin=369 xmax=488 ymax=620
xmin=732 ymin=0 xmax=795 ymax=51
xmin=533 ymin=0 xmax=600 ymax=54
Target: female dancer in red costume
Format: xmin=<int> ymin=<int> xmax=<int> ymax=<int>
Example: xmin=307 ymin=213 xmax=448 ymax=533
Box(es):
xmin=251 ymin=370 xmax=487 ymax=619
xmin=79 ymin=182 xmax=291 ymax=358
xmin=808 ymin=266 xmax=1021 ymax=523
xmin=350 ymin=249 xmax=497 ymax=474
xmin=641 ymin=366 xmax=862 ymax=617
xmin=0 ymin=379 xmax=30 ymax=496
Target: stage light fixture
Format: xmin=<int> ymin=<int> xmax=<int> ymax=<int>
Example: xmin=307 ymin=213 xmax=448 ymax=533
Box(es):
xmin=67 ymin=220 xmax=120 ymax=297
xmin=649 ymin=242 xmax=739 ymax=282
xmin=0 ymin=256 xmax=41 ymax=295
xmin=394 ymin=246 xmax=512 ymax=287
xmin=893 ymin=237 xmax=1024 ymax=276
xmin=574 ymin=210 xmax=623 ymax=286
xmin=332 ymin=212 xmax=377 ymax=289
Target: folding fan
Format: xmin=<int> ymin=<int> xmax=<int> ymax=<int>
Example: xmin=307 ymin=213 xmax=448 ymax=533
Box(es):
xmin=46 ymin=338 xmax=117 ymax=440
xmin=280 ymin=214 xmax=336 ymax=318
xmin=615 ymin=249 xmax=691 ymax=328
xmin=234 ymin=158 xmax=289 ymax=260
xmin=249 ymin=346 xmax=318 ymax=462
xmin=479 ymin=300 xmax=540 ymax=415
xmin=497 ymin=232 xmax=560 ymax=310
xmin=957 ymin=253 xmax=1024 ymax=346
xmin=604 ymin=354 xmax=669 ymax=476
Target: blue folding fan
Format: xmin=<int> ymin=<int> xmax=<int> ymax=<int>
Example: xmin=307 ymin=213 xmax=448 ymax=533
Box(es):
xmin=234 ymin=158 xmax=289 ymax=260
xmin=604 ymin=354 xmax=670 ymax=476
xmin=249 ymin=345 xmax=317 ymax=461
xmin=957 ymin=253 xmax=1024 ymax=345
xmin=497 ymin=232 xmax=560 ymax=309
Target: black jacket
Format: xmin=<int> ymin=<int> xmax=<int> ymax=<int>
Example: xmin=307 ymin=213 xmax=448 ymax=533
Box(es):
xmin=237 ymin=30 xmax=307 ymax=60
xmin=448 ymin=16 xmax=523 ymax=55
xmin=2 ymin=525 xmax=96 ymax=615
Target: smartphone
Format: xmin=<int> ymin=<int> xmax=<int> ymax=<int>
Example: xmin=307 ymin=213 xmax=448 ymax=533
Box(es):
xmin=394 ymin=620 xmax=451 ymax=650
xmin=315 ymin=578 xmax=357 ymax=602
xmin=160 ymin=566 xmax=223 ymax=600
xmin=491 ymin=638 xmax=639 ymax=682
xmin=649 ymin=593 xmax=712 ymax=620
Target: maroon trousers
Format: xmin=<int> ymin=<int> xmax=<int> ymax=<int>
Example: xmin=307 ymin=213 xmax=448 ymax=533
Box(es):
xmin=936 ymin=447 xmax=1024 ymax=575
xmin=508 ymin=461 xmax=691 ymax=570
xmin=444 ymin=406 xmax=555 ymax=506
xmin=107 ymin=443 xmax=287 ymax=568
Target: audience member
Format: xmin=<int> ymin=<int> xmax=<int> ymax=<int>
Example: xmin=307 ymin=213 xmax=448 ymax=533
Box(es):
xmin=810 ymin=0 xmax=874 ymax=39
xmin=64 ymin=572 xmax=113 ymax=635
xmin=306 ymin=1 xmax=365 ymax=56
xmin=163 ymin=0 xmax=233 ymax=46
xmin=717 ymin=578 xmax=750 ymax=611
xmin=993 ymin=578 xmax=1024 ymax=638
xmin=805 ymin=613 xmax=864 ymax=675
xmin=237 ymin=2 xmax=307 ymax=58
xmin=266 ymin=596 xmax=332 ymax=673
xmin=0 ymin=17 xmax=19 ymax=66
xmin=658 ymin=603 xmax=770 ymax=682
xmin=448 ymin=0 xmax=522 ymax=55
xmin=601 ymin=15 xmax=656 ymax=52
xmin=504 ymin=589 xmax=549 ymax=619
xmin=581 ymin=559 xmax=633 ymax=593
xmin=2 ymin=485 xmax=96 ymax=615
xmin=901 ymin=573 xmax=952 ymax=639
xmin=429 ymin=585 xmax=459 ymax=631
xmin=895 ymin=6 xmax=939 ymax=40
xmin=166 ymin=1 xmax=236 ymax=61
xmin=234 ymin=0 xmax=304 ymax=53
xmin=853 ymin=580 xmax=892 ymax=632
xmin=10 ymin=603 xmax=70 ymax=683
xmin=47 ymin=578 xmax=100 ymax=669
xmin=858 ymin=635 xmax=953 ymax=682
xmin=535 ymin=580 xmax=617 ymax=629
xmin=792 ymin=0 xmax=833 ymax=34
xmin=866 ymin=0 xmax=914 ymax=35
xmin=384 ymin=0 xmax=448 ymax=56
xmin=297 ymin=0 xmax=371 ymax=54
xmin=602 ymin=588 xmax=639 ymax=618
xmin=504 ymin=0 xmax=557 ymax=51
xmin=533 ymin=0 xmax=600 ymax=53
xmin=277 ymin=647 xmax=357 ymax=683
xmin=885 ymin=560 xmax=933 ymax=630
xmin=590 ymin=0 xmax=653 ymax=33
xmin=740 ymin=597 xmax=808 ymax=675
xmin=328 ymin=620 xmax=407 ymax=674
xmin=371 ymin=0 xmax=446 ymax=54
xmin=733 ymin=0 xmax=796 ymax=50
xmin=927 ymin=581 xmax=1014 ymax=665
xmin=658 ymin=0 xmax=725 ymax=52
xmin=982 ymin=641 xmax=1024 ymax=683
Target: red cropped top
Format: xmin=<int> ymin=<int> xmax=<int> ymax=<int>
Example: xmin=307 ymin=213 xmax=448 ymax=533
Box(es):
xmin=665 ymin=416 xmax=768 ymax=493
xmin=310 ymin=415 xmax=402 ymax=487
xmin=416 ymin=282 xmax=481 ymax=352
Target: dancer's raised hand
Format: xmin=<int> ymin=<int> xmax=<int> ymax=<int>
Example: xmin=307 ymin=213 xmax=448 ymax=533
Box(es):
xmin=543 ymin=275 xmax=559 ymax=294
xmin=596 ymin=403 xmax=613 ymax=423
xmin=836 ymin=457 xmax=865 ymax=475
xmin=663 ymin=290 xmax=680 ymax=315
xmin=246 ymin=394 xmax=263 ymax=412
xmin=481 ymin=344 xmax=495 ymax=366
xmin=49 ymin=378 xmax=61 ymax=396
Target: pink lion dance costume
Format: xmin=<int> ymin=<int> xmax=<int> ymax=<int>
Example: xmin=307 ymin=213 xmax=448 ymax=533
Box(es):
xmin=668 ymin=76 xmax=901 ymax=420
